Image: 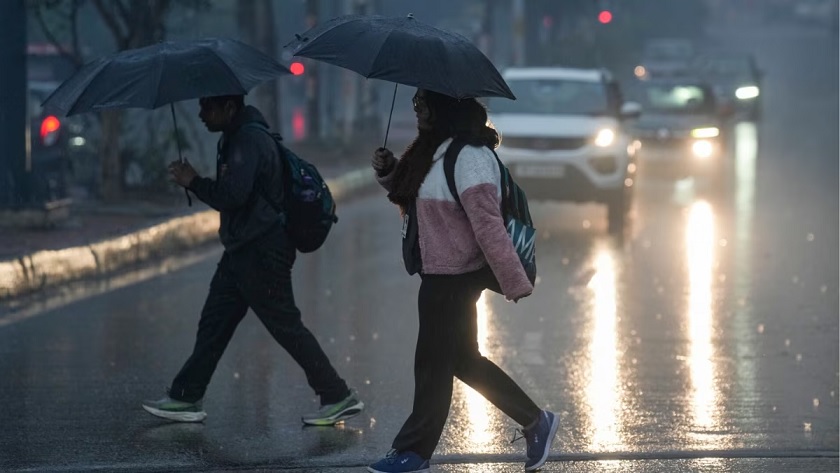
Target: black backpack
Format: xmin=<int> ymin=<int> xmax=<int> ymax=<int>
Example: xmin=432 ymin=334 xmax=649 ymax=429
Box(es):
xmin=443 ymin=139 xmax=537 ymax=286
xmin=244 ymin=124 xmax=337 ymax=253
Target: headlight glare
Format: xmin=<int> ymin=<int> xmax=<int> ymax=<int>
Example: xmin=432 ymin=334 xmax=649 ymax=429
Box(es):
xmin=634 ymin=66 xmax=647 ymax=78
xmin=691 ymin=127 xmax=720 ymax=138
xmin=692 ymin=140 xmax=714 ymax=159
xmin=594 ymin=128 xmax=615 ymax=147
xmin=735 ymin=86 xmax=760 ymax=100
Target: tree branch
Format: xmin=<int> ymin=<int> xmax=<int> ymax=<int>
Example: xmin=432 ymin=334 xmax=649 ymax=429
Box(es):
xmin=32 ymin=4 xmax=83 ymax=67
xmin=92 ymin=0 xmax=128 ymax=49
xmin=69 ymin=0 xmax=82 ymax=64
xmin=151 ymin=0 xmax=173 ymax=42
xmin=114 ymin=0 xmax=131 ymax=21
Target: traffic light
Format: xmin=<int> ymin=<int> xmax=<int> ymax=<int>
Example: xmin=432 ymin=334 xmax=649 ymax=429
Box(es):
xmin=598 ymin=10 xmax=613 ymax=24
xmin=290 ymin=61 xmax=305 ymax=75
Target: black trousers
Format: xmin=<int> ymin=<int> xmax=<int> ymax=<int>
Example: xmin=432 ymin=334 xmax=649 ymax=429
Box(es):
xmin=391 ymin=267 xmax=541 ymax=459
xmin=169 ymin=229 xmax=349 ymax=405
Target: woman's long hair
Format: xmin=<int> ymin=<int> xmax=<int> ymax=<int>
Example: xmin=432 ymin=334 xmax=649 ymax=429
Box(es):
xmin=387 ymin=91 xmax=500 ymax=211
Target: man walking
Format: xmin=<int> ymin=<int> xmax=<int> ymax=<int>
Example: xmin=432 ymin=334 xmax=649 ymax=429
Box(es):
xmin=142 ymin=95 xmax=363 ymax=426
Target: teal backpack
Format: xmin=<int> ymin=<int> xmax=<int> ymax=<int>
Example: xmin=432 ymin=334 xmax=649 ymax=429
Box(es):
xmin=245 ymin=124 xmax=337 ymax=253
xmin=443 ymin=139 xmax=537 ymax=286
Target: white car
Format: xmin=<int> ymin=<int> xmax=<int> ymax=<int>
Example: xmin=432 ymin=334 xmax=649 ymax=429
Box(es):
xmin=488 ymin=67 xmax=641 ymax=233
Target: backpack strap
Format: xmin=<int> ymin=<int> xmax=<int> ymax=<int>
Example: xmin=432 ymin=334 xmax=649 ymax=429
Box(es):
xmin=443 ymin=138 xmax=468 ymax=206
xmin=443 ymin=138 xmax=509 ymax=211
xmin=238 ymin=122 xmax=287 ymax=216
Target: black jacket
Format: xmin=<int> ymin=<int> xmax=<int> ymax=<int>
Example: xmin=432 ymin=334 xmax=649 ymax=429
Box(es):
xmin=188 ymin=106 xmax=286 ymax=251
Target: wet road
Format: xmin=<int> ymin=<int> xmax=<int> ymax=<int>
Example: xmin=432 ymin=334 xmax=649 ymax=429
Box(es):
xmin=1 ymin=22 xmax=838 ymax=473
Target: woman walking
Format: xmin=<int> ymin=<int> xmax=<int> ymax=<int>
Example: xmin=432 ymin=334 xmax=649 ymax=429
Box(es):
xmin=367 ymin=89 xmax=558 ymax=473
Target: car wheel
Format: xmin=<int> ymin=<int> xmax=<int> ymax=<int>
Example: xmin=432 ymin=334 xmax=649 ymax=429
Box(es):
xmin=749 ymin=102 xmax=763 ymax=121
xmin=607 ymin=188 xmax=630 ymax=235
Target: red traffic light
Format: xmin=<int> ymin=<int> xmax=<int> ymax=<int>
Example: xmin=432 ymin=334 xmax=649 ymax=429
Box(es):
xmin=40 ymin=115 xmax=60 ymax=139
xmin=290 ymin=62 xmax=305 ymax=75
xmin=598 ymin=10 xmax=613 ymax=24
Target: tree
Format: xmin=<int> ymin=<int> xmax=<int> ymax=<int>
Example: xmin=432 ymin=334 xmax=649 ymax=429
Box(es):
xmin=237 ymin=0 xmax=280 ymax=132
xmin=27 ymin=0 xmax=210 ymax=202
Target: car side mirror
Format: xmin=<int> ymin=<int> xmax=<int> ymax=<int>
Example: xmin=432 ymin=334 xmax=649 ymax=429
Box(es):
xmin=620 ymin=101 xmax=642 ymax=119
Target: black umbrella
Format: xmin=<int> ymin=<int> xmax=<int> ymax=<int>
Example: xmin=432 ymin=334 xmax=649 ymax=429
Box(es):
xmin=42 ymin=38 xmax=291 ymax=205
xmin=285 ymin=14 xmax=515 ymax=147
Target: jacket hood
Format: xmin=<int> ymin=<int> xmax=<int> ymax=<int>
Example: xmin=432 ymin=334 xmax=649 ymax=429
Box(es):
xmin=227 ymin=105 xmax=270 ymax=134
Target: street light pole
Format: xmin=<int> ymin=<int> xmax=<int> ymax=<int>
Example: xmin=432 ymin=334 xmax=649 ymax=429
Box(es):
xmin=511 ymin=0 xmax=525 ymax=66
xmin=0 ymin=0 xmax=28 ymax=207
xmin=305 ymin=0 xmax=321 ymax=140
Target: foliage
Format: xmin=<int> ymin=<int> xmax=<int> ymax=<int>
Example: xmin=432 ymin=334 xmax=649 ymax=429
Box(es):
xmin=526 ymin=0 xmax=710 ymax=71
xmin=26 ymin=0 xmax=212 ymax=199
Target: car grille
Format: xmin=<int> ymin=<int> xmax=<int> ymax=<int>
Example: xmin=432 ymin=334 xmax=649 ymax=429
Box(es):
xmin=634 ymin=128 xmax=691 ymax=140
xmin=588 ymin=155 xmax=618 ymax=174
xmin=639 ymin=136 xmax=688 ymax=147
xmin=501 ymin=136 xmax=588 ymax=151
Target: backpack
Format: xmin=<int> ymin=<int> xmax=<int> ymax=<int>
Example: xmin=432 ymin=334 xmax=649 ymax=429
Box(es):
xmin=243 ymin=123 xmax=337 ymax=253
xmin=443 ymin=139 xmax=537 ymax=286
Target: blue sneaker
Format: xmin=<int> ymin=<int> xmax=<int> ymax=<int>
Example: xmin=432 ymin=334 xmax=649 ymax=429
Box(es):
xmin=367 ymin=449 xmax=430 ymax=473
xmin=516 ymin=410 xmax=559 ymax=471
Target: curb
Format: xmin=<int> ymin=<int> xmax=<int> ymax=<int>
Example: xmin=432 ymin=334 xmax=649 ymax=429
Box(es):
xmin=0 ymin=167 xmax=376 ymax=301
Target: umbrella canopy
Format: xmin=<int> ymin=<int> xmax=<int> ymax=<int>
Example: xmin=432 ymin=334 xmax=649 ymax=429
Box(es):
xmin=285 ymin=14 xmax=515 ymax=101
xmin=42 ymin=38 xmax=291 ymax=116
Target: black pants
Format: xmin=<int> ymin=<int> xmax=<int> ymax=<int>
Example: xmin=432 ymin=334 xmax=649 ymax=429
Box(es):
xmin=391 ymin=267 xmax=541 ymax=459
xmin=169 ymin=230 xmax=349 ymax=405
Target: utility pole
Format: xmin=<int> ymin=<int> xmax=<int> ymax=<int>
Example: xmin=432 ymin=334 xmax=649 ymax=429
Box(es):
xmin=348 ymin=0 xmax=380 ymax=139
xmin=255 ymin=0 xmax=281 ymax=132
xmin=340 ymin=0 xmax=358 ymax=141
xmin=512 ymin=0 xmax=525 ymax=66
xmin=480 ymin=0 xmax=496 ymax=62
xmin=237 ymin=0 xmax=281 ymax=131
xmin=0 ymin=0 xmax=28 ymax=206
xmin=305 ymin=0 xmax=321 ymax=139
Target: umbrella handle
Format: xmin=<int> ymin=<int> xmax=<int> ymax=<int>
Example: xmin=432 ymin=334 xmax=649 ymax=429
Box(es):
xmin=383 ymin=83 xmax=398 ymax=149
xmin=170 ymin=103 xmax=192 ymax=206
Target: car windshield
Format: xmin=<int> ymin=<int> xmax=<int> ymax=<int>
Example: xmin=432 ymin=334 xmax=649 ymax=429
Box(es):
xmin=644 ymin=42 xmax=694 ymax=60
xmin=696 ymin=57 xmax=753 ymax=79
xmin=637 ymin=84 xmax=714 ymax=114
xmin=490 ymin=79 xmax=609 ymax=116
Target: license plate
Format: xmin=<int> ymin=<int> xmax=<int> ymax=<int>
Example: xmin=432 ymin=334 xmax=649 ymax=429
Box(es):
xmin=516 ymin=164 xmax=566 ymax=178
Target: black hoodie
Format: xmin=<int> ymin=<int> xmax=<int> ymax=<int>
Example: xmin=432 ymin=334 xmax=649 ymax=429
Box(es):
xmin=188 ymin=106 xmax=286 ymax=252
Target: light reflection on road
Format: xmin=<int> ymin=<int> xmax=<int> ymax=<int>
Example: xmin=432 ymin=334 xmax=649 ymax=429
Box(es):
xmin=459 ymin=291 xmax=496 ymax=453
xmin=685 ymin=201 xmax=721 ymax=439
xmin=585 ymin=246 xmax=624 ymax=451
xmin=731 ymin=121 xmax=763 ymax=445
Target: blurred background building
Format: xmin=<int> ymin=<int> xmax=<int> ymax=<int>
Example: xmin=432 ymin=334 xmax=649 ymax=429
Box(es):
xmin=1 ymin=0 xmax=834 ymax=208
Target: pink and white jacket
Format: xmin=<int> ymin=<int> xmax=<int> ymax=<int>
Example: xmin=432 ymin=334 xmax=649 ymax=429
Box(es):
xmin=377 ymin=138 xmax=533 ymax=301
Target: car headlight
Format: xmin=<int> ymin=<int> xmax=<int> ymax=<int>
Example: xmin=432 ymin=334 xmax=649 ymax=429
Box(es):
xmin=691 ymin=127 xmax=720 ymax=138
xmin=692 ymin=140 xmax=714 ymax=159
xmin=594 ymin=128 xmax=615 ymax=147
xmin=634 ymin=65 xmax=647 ymax=78
xmin=735 ymin=86 xmax=760 ymax=100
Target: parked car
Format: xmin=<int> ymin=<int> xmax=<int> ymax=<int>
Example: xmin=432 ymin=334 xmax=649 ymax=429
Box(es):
xmin=488 ymin=67 xmax=641 ymax=234
xmin=635 ymin=38 xmax=696 ymax=81
xmin=27 ymin=81 xmax=96 ymax=201
xmin=627 ymin=79 xmax=728 ymax=186
xmin=692 ymin=52 xmax=764 ymax=120
xmin=793 ymin=0 xmax=837 ymax=26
